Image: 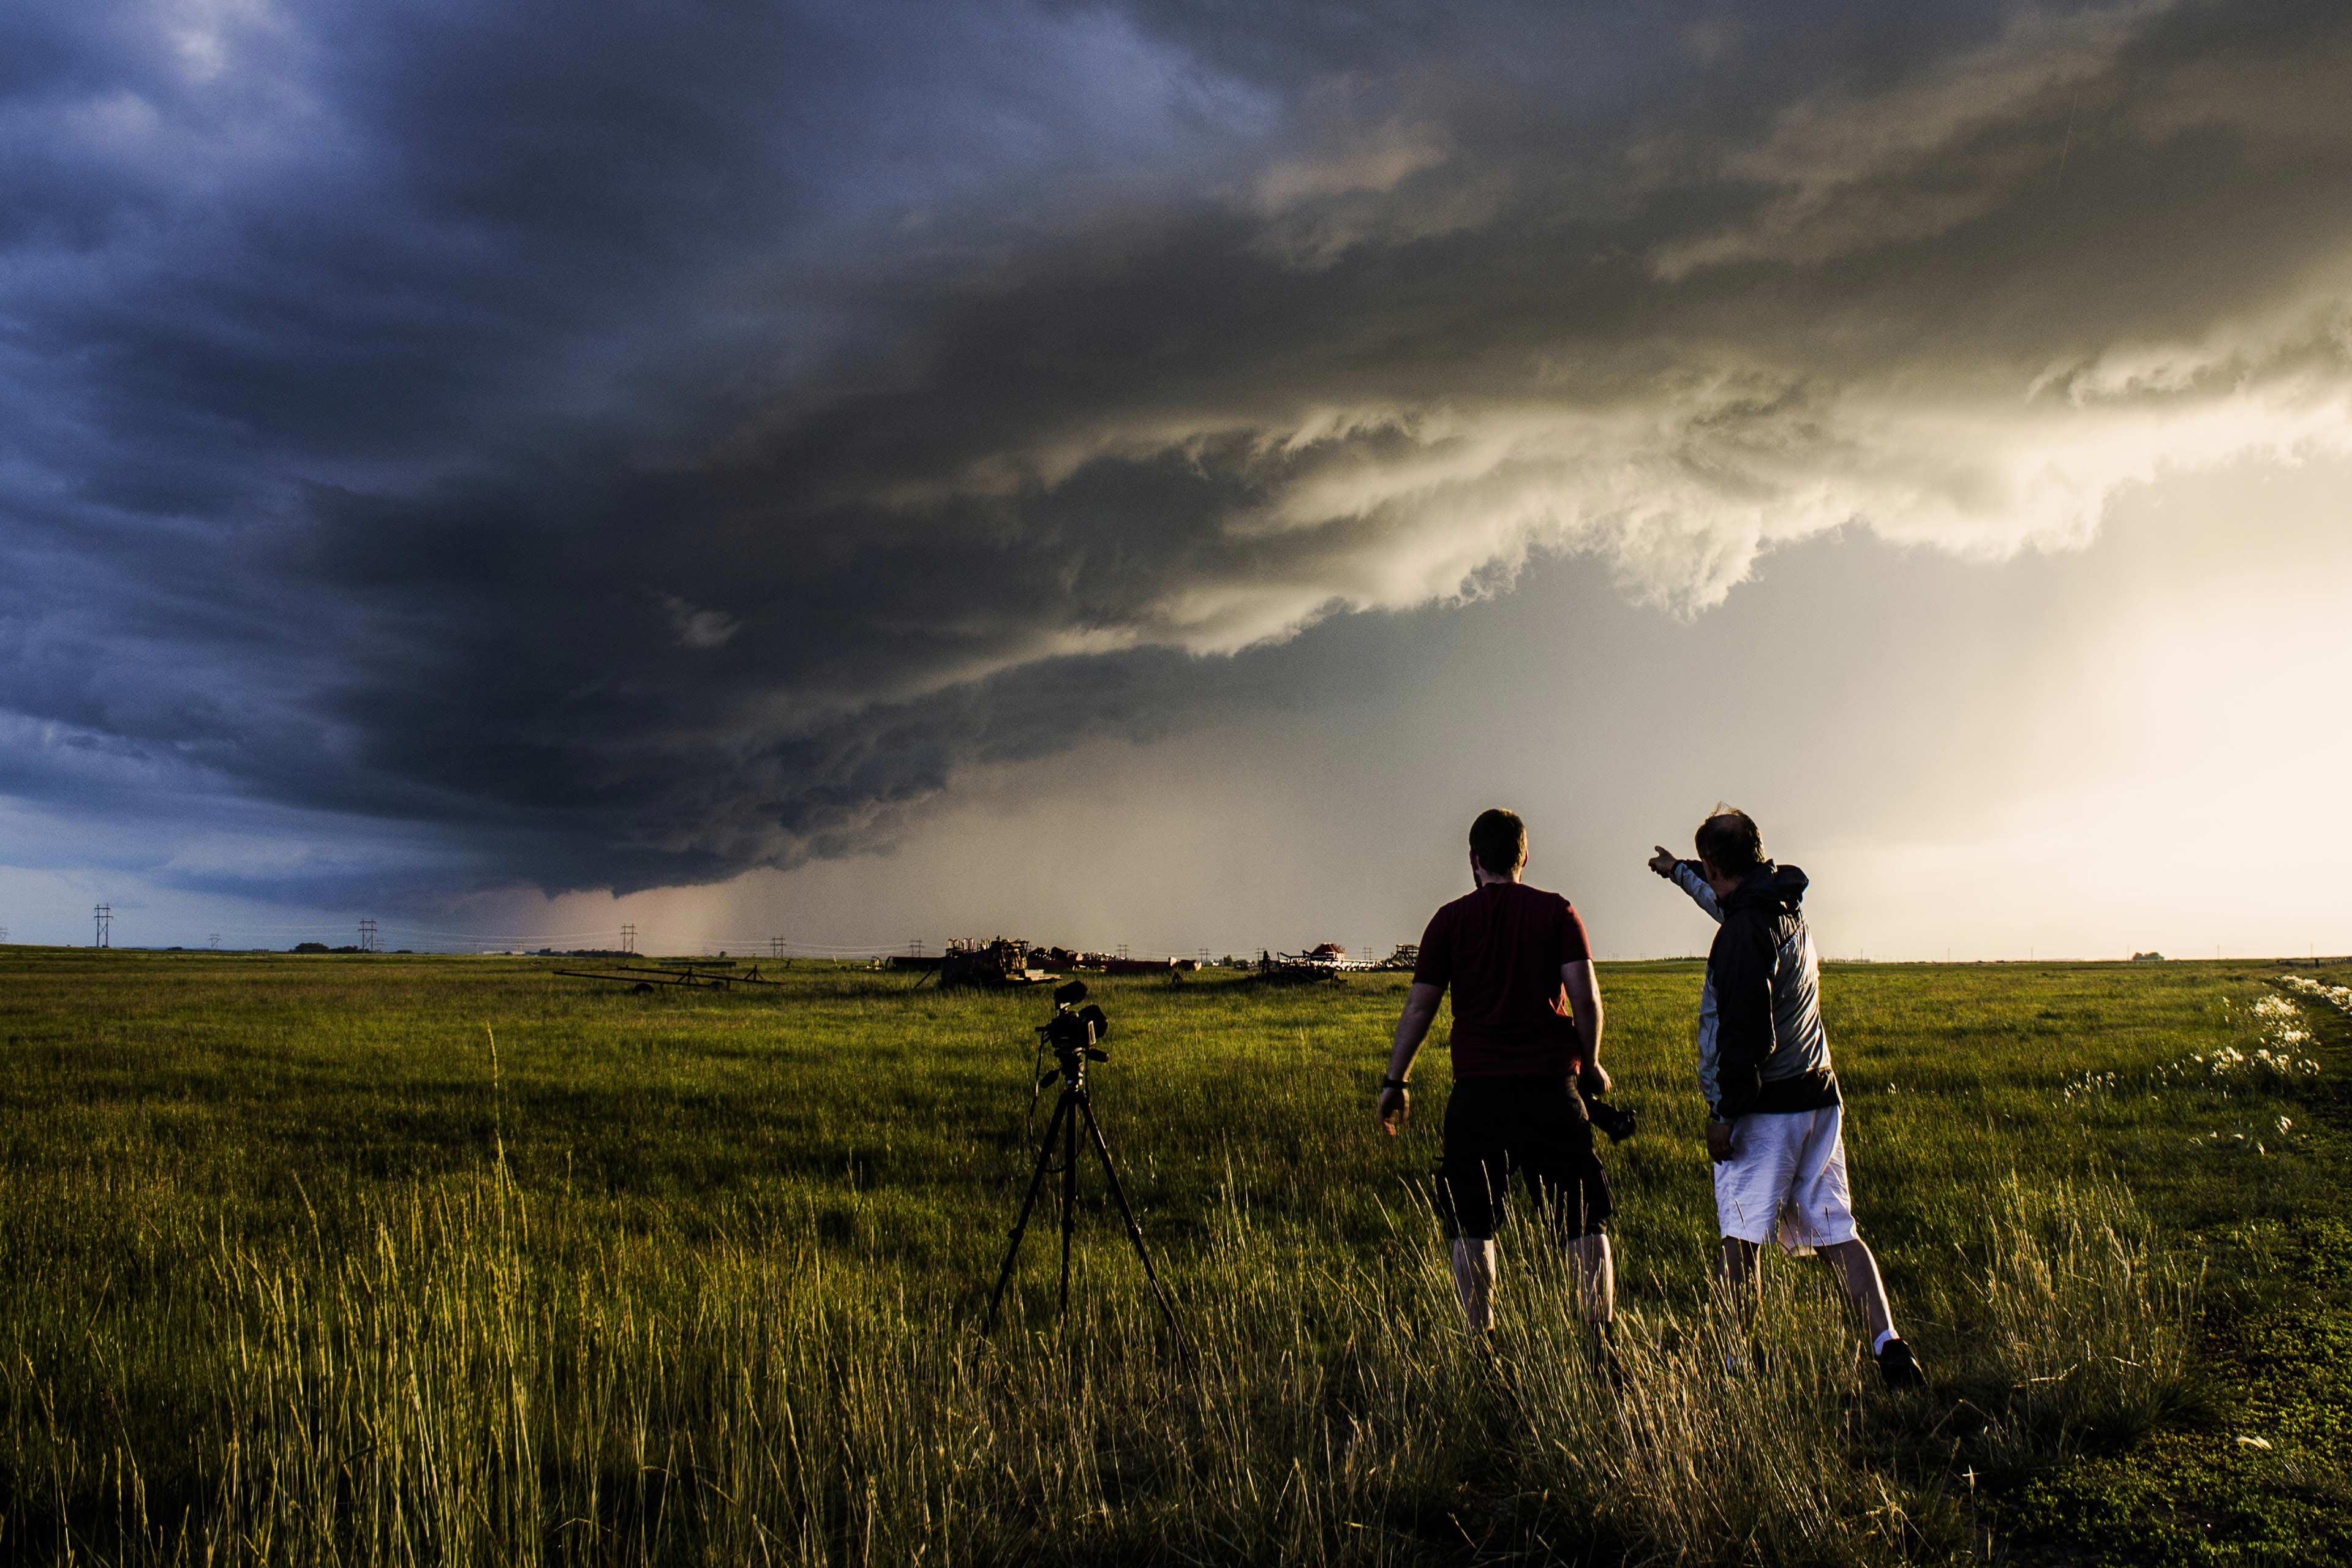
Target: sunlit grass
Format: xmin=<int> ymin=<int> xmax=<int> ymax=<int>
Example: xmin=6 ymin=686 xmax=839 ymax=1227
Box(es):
xmin=0 ymin=950 xmax=2338 ymax=1564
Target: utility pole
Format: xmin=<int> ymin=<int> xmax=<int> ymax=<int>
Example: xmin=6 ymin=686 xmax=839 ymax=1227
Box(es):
xmin=771 ymin=935 xmax=785 ymax=960
xmin=92 ymin=904 xmax=111 ymax=948
xmin=359 ymin=918 xmax=378 ymax=954
xmin=620 ymin=922 xmax=636 ymax=955
xmin=0 ymin=925 xmax=10 ymax=944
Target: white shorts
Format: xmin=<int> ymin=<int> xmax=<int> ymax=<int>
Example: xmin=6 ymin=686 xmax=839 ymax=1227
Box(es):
xmin=1713 ymin=1104 xmax=1858 ymax=1253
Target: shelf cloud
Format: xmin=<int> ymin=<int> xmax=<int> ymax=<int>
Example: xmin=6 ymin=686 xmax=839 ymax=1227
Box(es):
xmin=6 ymin=0 xmax=2351 ymax=902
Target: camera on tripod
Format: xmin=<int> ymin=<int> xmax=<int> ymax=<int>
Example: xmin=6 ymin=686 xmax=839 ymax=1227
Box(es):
xmin=988 ymin=978 xmax=1186 ymax=1351
xmin=1036 ymin=979 xmax=1111 ymax=1081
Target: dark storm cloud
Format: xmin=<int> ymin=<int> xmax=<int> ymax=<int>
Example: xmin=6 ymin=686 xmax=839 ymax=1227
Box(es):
xmin=7 ymin=0 xmax=2352 ymax=900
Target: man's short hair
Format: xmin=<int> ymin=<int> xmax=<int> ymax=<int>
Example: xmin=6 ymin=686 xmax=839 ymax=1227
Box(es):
xmin=1469 ymin=808 xmax=1528 ymax=875
xmin=1694 ymin=807 xmax=1765 ymax=876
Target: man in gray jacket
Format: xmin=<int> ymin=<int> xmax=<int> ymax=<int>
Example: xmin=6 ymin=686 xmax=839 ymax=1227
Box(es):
xmin=1650 ymin=808 xmax=1926 ymax=1389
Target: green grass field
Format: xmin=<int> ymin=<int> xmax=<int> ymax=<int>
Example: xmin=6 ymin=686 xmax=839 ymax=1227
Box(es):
xmin=3 ymin=948 xmax=2348 ymax=1565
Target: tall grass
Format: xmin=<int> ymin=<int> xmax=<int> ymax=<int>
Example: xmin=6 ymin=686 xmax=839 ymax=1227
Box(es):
xmin=6 ymin=1159 xmax=2188 ymax=1567
xmin=2 ymin=952 xmax=2314 ymax=1565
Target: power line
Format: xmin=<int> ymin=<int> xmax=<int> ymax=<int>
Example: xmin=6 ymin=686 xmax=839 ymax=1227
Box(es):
xmin=378 ymin=924 xmax=621 ymax=942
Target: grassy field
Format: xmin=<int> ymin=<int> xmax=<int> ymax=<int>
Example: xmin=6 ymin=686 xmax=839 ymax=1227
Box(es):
xmin=2 ymin=948 xmax=2348 ymax=1565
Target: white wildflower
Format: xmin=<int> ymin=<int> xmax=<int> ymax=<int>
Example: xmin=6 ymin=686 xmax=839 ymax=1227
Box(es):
xmin=2283 ymin=976 xmax=2352 ymax=1017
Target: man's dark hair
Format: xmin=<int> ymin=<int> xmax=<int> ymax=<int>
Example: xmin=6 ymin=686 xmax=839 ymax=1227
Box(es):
xmin=1694 ymin=807 xmax=1766 ymax=876
xmin=1469 ymin=808 xmax=1528 ymax=875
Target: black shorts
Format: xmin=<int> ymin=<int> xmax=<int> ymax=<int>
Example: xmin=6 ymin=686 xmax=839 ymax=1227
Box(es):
xmin=1435 ymin=1075 xmax=1612 ymax=1240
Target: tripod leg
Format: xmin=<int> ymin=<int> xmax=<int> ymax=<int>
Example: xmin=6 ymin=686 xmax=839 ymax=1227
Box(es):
xmin=985 ymin=1091 xmax=1072 ymax=1333
xmin=1076 ymin=1092 xmax=1192 ymax=1358
xmin=1058 ymin=1087 xmax=1079 ymax=1319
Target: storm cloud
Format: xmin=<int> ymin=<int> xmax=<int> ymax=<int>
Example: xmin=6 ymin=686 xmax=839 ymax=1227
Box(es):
xmin=7 ymin=0 xmax=2352 ymax=902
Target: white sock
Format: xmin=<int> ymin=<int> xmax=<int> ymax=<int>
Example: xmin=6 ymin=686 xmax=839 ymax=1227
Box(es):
xmin=1873 ymin=1329 xmax=1899 ymax=1355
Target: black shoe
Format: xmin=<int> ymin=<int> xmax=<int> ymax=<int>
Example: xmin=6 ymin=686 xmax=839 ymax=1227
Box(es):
xmin=1876 ymin=1337 xmax=1927 ymax=1390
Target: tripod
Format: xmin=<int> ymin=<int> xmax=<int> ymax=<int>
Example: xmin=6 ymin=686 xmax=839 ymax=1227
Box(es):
xmin=984 ymin=1018 xmax=1186 ymax=1346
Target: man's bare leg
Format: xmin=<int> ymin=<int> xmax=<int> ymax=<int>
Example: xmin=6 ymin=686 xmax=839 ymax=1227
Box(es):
xmin=1717 ymin=1236 xmax=1765 ymax=1372
xmin=1570 ymin=1232 xmax=1623 ymax=1382
xmin=1824 ymin=1237 xmax=1926 ymax=1384
xmin=1452 ymin=1237 xmax=1498 ymax=1333
xmin=1820 ymin=1238 xmax=1896 ymax=1344
xmin=1719 ymin=1235 xmax=1762 ymax=1308
xmin=1567 ymin=1234 xmax=1615 ymax=1323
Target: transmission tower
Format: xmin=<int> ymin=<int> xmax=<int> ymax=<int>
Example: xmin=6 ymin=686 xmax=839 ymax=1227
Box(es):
xmin=92 ymin=904 xmax=111 ymax=948
xmin=620 ymin=922 xmax=636 ymax=954
xmin=359 ymin=918 xmax=378 ymax=953
xmin=207 ymin=933 xmax=221 ymax=950
xmin=770 ymin=935 xmax=785 ymax=959
xmin=0 ymin=926 xmax=10 ymax=944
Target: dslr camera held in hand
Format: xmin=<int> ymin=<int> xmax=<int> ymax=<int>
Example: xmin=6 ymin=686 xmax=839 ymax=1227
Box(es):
xmin=1587 ymin=1097 xmax=1637 ymax=1144
xmin=1575 ymin=1056 xmax=1634 ymax=1143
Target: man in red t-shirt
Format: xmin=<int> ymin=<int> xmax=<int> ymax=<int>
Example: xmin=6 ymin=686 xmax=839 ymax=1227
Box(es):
xmin=1376 ymin=809 xmax=1615 ymax=1351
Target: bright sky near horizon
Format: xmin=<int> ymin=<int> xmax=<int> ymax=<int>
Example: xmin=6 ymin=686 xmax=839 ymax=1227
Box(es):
xmin=3 ymin=1 xmax=2348 ymax=959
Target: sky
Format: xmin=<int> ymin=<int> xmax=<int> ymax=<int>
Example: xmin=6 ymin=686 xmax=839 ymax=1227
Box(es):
xmin=2 ymin=0 xmax=2348 ymax=959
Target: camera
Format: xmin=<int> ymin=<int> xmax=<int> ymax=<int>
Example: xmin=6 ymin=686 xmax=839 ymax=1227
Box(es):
xmin=1038 ymin=979 xmax=1112 ymax=1079
xmin=1588 ymin=1098 xmax=1637 ymax=1144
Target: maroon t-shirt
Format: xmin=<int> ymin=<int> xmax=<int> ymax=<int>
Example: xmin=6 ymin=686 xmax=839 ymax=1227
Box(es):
xmin=1412 ymin=881 xmax=1594 ymax=1078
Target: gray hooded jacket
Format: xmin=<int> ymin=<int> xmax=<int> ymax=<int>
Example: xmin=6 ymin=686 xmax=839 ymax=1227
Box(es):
xmin=1666 ymin=861 xmax=1841 ymax=1120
